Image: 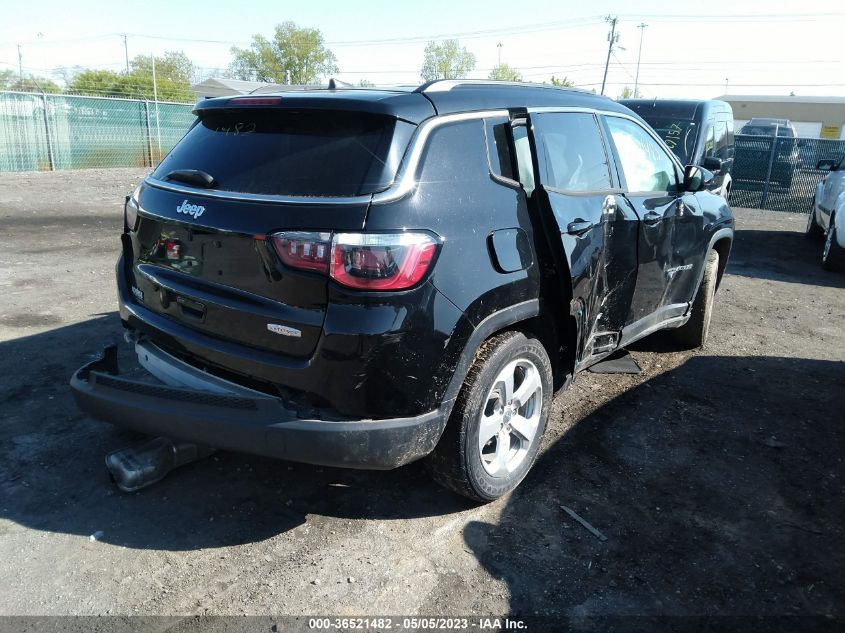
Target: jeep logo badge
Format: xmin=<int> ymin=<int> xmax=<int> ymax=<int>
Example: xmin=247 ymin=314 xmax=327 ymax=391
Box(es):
xmin=176 ymin=200 xmax=205 ymax=219
xmin=267 ymin=323 xmax=302 ymax=338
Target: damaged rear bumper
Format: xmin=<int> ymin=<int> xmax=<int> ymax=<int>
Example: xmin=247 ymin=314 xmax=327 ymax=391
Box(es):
xmin=70 ymin=343 xmax=449 ymax=470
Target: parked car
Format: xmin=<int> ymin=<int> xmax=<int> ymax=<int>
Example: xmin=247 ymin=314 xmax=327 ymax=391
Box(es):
xmin=620 ymin=99 xmax=734 ymax=199
xmin=807 ymin=155 xmax=845 ymax=271
xmin=735 ymin=118 xmax=800 ymax=189
xmin=71 ymin=80 xmax=734 ymax=501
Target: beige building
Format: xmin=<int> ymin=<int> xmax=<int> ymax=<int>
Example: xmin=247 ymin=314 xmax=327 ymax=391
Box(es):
xmin=718 ymin=95 xmax=845 ymax=139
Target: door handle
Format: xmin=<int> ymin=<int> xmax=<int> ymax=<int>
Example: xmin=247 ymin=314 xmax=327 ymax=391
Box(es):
xmin=643 ymin=211 xmax=662 ymax=225
xmin=566 ymin=219 xmax=593 ymax=235
xmin=176 ymin=295 xmax=206 ymax=321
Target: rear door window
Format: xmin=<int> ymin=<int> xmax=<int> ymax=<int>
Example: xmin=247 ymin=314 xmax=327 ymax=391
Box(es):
xmin=532 ymin=112 xmax=612 ymax=192
xmin=153 ymin=110 xmax=413 ymax=197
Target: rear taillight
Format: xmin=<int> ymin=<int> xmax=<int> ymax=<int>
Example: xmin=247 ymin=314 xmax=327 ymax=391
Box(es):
xmin=271 ymin=232 xmax=332 ymax=273
xmin=330 ymin=233 xmax=438 ymax=290
xmin=270 ymin=231 xmax=439 ymax=291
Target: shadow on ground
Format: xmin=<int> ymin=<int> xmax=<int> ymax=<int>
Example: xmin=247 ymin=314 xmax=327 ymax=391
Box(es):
xmin=0 ymin=315 xmax=473 ymax=552
xmin=727 ymin=228 xmax=845 ymax=289
xmin=464 ymin=353 xmax=845 ymax=618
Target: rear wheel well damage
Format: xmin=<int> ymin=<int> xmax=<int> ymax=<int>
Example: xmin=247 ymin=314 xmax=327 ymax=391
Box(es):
xmin=466 ymin=304 xmax=573 ymax=394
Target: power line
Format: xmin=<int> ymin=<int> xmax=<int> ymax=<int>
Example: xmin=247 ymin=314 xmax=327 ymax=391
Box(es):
xmin=612 ymin=52 xmax=636 ymax=83
xmin=11 ymin=12 xmax=844 ymax=48
xmin=616 ymin=11 xmax=845 ymax=22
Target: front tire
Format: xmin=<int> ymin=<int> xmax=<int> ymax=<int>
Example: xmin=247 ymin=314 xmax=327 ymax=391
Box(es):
xmin=822 ymin=221 xmax=845 ymax=272
xmin=672 ymin=249 xmax=720 ymax=349
xmin=426 ymin=331 xmax=552 ymax=502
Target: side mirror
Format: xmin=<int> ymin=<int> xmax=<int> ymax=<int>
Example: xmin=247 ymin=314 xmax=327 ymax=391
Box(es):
xmin=816 ymin=159 xmax=838 ymax=172
xmin=702 ymin=156 xmax=723 ymax=172
xmin=683 ymin=165 xmax=714 ymax=192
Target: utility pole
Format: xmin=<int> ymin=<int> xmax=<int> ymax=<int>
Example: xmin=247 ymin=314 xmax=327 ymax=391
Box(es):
xmin=151 ymin=54 xmax=161 ymax=161
xmin=600 ymin=16 xmax=619 ymax=96
xmin=497 ymin=42 xmax=502 ymax=67
xmin=17 ymin=44 xmax=23 ymax=81
xmin=634 ymin=23 xmax=647 ymax=98
xmin=122 ymin=34 xmax=130 ymax=73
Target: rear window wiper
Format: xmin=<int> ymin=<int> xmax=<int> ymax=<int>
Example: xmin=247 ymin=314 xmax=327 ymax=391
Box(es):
xmin=164 ymin=169 xmax=216 ymax=188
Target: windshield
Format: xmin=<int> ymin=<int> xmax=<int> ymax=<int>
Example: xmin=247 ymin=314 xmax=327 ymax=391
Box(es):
xmin=153 ymin=110 xmax=413 ymax=197
xmin=637 ymin=116 xmax=698 ymax=164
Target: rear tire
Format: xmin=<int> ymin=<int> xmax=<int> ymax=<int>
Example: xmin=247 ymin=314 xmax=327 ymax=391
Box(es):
xmin=806 ymin=206 xmax=824 ymax=239
xmin=822 ymin=221 xmax=845 ymax=272
xmin=426 ymin=331 xmax=552 ymax=502
xmin=672 ymin=250 xmax=719 ymax=349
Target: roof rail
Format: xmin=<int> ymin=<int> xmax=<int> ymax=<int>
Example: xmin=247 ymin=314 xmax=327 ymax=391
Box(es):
xmin=415 ymin=79 xmax=596 ymax=95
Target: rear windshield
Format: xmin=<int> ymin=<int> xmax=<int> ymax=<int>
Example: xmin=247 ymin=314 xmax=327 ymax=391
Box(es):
xmin=638 ymin=116 xmax=698 ymax=164
xmin=153 ymin=110 xmax=413 ymax=197
xmin=741 ymin=125 xmax=794 ymax=137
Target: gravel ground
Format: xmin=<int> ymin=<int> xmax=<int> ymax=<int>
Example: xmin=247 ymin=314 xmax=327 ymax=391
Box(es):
xmin=0 ymin=169 xmax=843 ymax=624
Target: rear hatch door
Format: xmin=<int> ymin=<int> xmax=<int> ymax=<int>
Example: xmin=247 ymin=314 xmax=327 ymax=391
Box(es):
xmin=128 ymin=105 xmax=416 ymax=359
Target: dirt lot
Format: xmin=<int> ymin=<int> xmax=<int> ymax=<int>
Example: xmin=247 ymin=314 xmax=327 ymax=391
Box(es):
xmin=0 ymin=169 xmax=843 ymax=625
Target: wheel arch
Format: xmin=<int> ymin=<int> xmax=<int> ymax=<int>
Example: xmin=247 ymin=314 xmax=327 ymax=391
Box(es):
xmin=711 ymin=232 xmax=733 ymax=289
xmin=441 ymin=295 xmax=576 ymax=407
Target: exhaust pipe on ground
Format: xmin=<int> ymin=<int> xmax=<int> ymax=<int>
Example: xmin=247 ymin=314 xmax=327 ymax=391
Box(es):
xmin=105 ymin=437 xmax=215 ymax=492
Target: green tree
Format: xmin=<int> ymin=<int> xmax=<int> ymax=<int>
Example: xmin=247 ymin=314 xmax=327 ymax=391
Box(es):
xmin=0 ymin=69 xmax=17 ymax=90
xmin=548 ymin=75 xmax=574 ymax=87
xmin=130 ymin=51 xmax=195 ymax=84
xmin=8 ymin=76 xmax=61 ymax=93
xmin=357 ymin=79 xmax=375 ymax=87
xmin=619 ymin=85 xmax=634 ymax=99
xmin=124 ymin=51 xmax=196 ymax=101
xmin=488 ymin=63 xmax=522 ymax=82
xmin=230 ymin=22 xmax=338 ymax=85
xmin=67 ymin=69 xmax=123 ymax=95
xmin=420 ymin=39 xmax=476 ymax=82
xmin=67 ymin=53 xmax=195 ymax=101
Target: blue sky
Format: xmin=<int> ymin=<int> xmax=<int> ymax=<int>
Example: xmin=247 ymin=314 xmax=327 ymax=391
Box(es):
xmin=2 ymin=0 xmax=845 ymax=99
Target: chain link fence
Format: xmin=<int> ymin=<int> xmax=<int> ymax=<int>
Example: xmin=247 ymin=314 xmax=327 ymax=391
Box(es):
xmin=3 ymin=93 xmax=845 ymax=216
xmin=731 ymin=134 xmax=845 ymax=212
xmin=0 ymin=91 xmax=195 ymax=172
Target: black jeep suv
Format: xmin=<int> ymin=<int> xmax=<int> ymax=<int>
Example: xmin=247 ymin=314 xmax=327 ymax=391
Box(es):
xmin=71 ymin=80 xmax=734 ymax=501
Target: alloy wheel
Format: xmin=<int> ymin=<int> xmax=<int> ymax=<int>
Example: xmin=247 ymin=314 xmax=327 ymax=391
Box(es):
xmin=477 ymin=359 xmax=543 ymax=477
